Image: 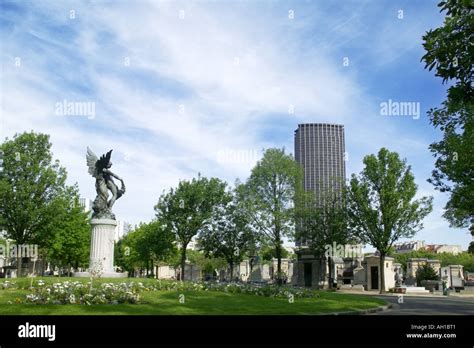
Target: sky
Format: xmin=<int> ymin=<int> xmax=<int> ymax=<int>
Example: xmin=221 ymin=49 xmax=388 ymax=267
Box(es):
xmin=0 ymin=0 xmax=470 ymax=250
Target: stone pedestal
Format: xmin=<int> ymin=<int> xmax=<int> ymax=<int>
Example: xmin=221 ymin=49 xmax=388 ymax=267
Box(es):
xmin=73 ymin=218 xmax=127 ymax=278
xmin=90 ymin=218 xmax=116 ymax=274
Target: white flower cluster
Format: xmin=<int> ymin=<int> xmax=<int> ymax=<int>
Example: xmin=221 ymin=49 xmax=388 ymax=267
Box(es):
xmin=23 ymin=280 xmax=143 ymax=305
xmin=1 ymin=281 xmax=15 ymax=289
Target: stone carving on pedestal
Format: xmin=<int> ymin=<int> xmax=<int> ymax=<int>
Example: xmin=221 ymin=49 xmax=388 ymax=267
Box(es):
xmin=74 ymin=148 xmax=127 ymax=278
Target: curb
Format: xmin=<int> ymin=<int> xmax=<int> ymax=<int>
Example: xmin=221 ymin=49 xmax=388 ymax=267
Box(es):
xmin=328 ymin=303 xmax=393 ymax=316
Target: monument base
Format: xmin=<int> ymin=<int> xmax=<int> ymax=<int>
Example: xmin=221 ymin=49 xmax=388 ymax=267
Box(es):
xmin=89 ymin=218 xmax=118 ymax=274
xmin=405 ymin=286 xmax=430 ymax=294
xmin=73 ymin=218 xmax=128 ymax=279
xmin=72 ymin=271 xmax=128 ymax=278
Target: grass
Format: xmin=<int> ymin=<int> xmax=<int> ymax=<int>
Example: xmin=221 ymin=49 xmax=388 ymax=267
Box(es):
xmin=0 ymin=278 xmax=386 ymax=315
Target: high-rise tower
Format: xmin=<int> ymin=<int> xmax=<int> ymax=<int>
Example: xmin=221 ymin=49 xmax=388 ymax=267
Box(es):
xmin=294 ymin=123 xmax=346 ymax=203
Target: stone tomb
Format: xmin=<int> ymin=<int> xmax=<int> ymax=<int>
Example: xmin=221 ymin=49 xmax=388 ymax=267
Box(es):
xmin=363 ymin=255 xmax=396 ymax=292
xmin=441 ymin=264 xmax=464 ymax=289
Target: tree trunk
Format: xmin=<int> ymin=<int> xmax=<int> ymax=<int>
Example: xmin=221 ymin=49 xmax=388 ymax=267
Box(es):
xmin=328 ymin=256 xmax=333 ymax=289
xmin=17 ymin=256 xmax=21 ymax=278
xmin=316 ymin=256 xmax=325 ymax=289
xmin=150 ymin=260 xmax=155 ymax=277
xmin=379 ymin=253 xmax=386 ymax=294
xmin=229 ymin=261 xmax=234 ymax=281
xmin=180 ymin=246 xmax=187 ymax=282
xmin=275 ymin=244 xmax=282 ymax=285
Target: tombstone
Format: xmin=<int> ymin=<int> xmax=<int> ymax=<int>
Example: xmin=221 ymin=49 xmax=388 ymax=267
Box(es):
xmin=157 ymin=265 xmax=175 ymax=280
xmin=353 ymin=259 xmax=366 ymax=286
xmin=332 ymin=257 xmax=344 ymax=285
xmin=239 ymin=260 xmax=250 ymax=281
xmin=287 ymin=261 xmax=294 ymax=283
xmin=261 ymin=264 xmax=270 ymax=281
xmin=441 ymin=265 xmax=464 ymax=289
xmin=341 ymin=257 xmax=358 ymax=285
xmin=184 ymin=263 xmax=202 ymax=281
xmin=249 ymin=264 xmax=263 ymax=282
xmin=289 ymin=261 xmax=298 ymax=285
xmin=464 ymin=272 xmax=474 ymax=286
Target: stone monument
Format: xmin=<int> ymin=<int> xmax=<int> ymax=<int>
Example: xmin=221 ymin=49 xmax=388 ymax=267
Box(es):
xmin=74 ymin=148 xmax=127 ymax=278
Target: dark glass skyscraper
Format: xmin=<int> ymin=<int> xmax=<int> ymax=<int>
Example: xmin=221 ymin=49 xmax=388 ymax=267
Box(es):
xmin=294 ymin=123 xmax=347 ymax=287
xmin=294 ymin=123 xmax=346 ymax=204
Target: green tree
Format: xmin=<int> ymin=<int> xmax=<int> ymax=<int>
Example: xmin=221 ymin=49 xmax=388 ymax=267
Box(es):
xmin=154 ymin=175 xmax=228 ymax=280
xmin=348 ymin=148 xmax=433 ymax=293
xmin=40 ymin=187 xmax=90 ymax=274
xmin=115 ymin=231 xmax=143 ymax=276
xmin=198 ymin=188 xmax=256 ymax=280
xmin=296 ymin=185 xmax=351 ymax=288
xmin=241 ymin=148 xmax=302 ymax=285
xmin=0 ymin=132 xmax=74 ymax=276
xmin=260 ymin=244 xmax=289 ymax=262
xmin=421 ymin=0 xmax=474 ymax=248
xmin=141 ymin=220 xmax=176 ymax=276
xmin=416 ymin=263 xmax=440 ymax=284
xmin=115 ymin=220 xmax=176 ymax=277
xmin=186 ymin=250 xmax=227 ymax=279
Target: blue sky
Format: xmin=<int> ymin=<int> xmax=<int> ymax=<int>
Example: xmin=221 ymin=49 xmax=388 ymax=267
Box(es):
xmin=1 ymin=0 xmax=470 ymax=249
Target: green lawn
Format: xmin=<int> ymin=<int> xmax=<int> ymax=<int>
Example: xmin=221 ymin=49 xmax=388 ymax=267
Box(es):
xmin=0 ymin=279 xmax=386 ymax=315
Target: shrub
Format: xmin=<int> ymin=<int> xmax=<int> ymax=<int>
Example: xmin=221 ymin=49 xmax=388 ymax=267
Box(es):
xmin=416 ymin=264 xmax=439 ymax=285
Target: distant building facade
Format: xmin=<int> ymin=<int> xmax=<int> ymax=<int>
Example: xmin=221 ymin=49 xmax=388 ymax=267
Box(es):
xmin=392 ymin=240 xmax=463 ymax=255
xmin=115 ymin=220 xmax=132 ymax=242
xmin=425 ymin=244 xmax=463 ymax=255
xmin=79 ymin=197 xmax=92 ymax=213
xmin=392 ymin=240 xmax=425 ymax=254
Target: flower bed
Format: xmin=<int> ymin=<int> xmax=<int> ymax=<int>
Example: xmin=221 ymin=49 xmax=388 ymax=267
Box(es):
xmin=151 ymin=280 xmax=319 ymax=299
xmin=23 ymin=281 xmax=143 ymax=305
xmin=0 ymin=278 xmax=321 ymax=305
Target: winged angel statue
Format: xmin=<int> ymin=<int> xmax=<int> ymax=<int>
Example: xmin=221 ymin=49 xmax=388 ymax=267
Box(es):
xmin=86 ymin=147 xmax=126 ymax=219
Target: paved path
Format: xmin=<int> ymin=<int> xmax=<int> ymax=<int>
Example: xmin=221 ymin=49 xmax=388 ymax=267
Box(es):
xmin=370 ymin=295 xmax=474 ymax=315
